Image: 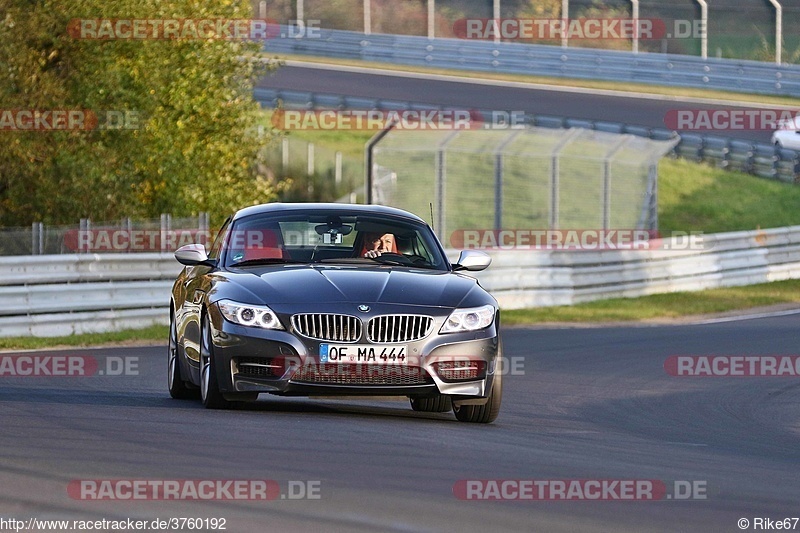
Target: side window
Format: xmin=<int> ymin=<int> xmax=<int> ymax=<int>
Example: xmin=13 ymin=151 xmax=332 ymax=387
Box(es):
xmin=207 ymin=218 xmax=231 ymax=260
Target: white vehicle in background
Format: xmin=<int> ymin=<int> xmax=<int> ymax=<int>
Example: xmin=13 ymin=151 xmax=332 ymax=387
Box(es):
xmin=772 ymin=116 xmax=800 ymax=150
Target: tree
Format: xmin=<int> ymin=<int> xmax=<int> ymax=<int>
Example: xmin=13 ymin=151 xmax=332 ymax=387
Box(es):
xmin=0 ymin=0 xmax=279 ymax=226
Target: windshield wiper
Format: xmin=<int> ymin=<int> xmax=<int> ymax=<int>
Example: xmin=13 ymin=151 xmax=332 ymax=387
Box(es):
xmin=230 ymin=258 xmax=305 ymax=267
xmin=369 ymin=255 xmax=439 ymax=269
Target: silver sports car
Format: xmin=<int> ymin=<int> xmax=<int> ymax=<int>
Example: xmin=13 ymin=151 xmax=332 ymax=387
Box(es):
xmin=169 ymin=203 xmax=502 ymax=423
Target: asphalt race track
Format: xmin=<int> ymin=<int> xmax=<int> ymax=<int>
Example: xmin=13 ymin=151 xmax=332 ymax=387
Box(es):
xmin=257 ymin=64 xmax=777 ymax=143
xmin=1 ymin=314 xmax=798 ymax=532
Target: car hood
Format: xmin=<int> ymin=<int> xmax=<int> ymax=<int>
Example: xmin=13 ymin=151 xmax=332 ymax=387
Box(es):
xmin=213 ymin=265 xmax=487 ymax=309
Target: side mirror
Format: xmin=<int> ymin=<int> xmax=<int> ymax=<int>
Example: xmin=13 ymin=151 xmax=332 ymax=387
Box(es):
xmin=452 ymin=250 xmax=491 ymax=272
xmin=175 ymin=243 xmax=213 ymax=266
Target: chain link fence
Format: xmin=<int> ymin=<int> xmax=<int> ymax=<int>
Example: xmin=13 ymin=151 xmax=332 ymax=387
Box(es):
xmin=262 ymin=135 xmax=364 ymax=202
xmin=0 ymin=214 xmax=210 ymax=256
xmin=255 ymin=0 xmax=799 ymax=62
xmin=368 ymin=126 xmax=678 ymax=247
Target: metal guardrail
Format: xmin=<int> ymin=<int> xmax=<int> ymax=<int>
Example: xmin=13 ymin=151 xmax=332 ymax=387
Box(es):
xmin=255 ymin=88 xmax=800 ymax=184
xmin=2 ymin=226 xmax=800 ymax=336
xmin=470 ymin=225 xmax=800 ymax=310
xmin=0 ymin=254 xmax=181 ymax=337
xmin=263 ymin=27 xmax=800 ymax=98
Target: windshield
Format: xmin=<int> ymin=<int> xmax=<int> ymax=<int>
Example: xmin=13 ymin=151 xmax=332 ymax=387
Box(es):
xmin=222 ymin=211 xmax=449 ymax=271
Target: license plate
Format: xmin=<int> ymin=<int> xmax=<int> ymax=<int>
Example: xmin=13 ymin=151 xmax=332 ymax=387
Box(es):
xmin=319 ymin=344 xmax=408 ymax=364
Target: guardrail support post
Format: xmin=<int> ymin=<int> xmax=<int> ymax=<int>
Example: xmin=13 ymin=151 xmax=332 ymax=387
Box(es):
xmin=561 ymin=0 xmax=569 ymax=48
xmin=364 ymin=0 xmax=371 ymax=35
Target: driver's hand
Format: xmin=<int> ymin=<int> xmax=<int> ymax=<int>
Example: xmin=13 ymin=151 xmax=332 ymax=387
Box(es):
xmin=364 ymin=250 xmax=382 ymax=258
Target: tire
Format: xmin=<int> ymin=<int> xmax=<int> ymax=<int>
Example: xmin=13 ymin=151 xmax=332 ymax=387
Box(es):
xmin=200 ymin=314 xmax=234 ymax=409
xmin=453 ymin=359 xmax=503 ymax=424
xmin=410 ymin=394 xmax=452 ymax=412
xmin=168 ymin=311 xmax=196 ymax=400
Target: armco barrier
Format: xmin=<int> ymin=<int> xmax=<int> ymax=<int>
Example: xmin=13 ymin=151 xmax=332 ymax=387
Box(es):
xmin=2 ymin=226 xmax=800 ymax=336
xmin=263 ymin=27 xmax=800 ymax=98
xmin=470 ymin=225 xmax=800 ymax=309
xmin=0 ymin=254 xmax=181 ymax=338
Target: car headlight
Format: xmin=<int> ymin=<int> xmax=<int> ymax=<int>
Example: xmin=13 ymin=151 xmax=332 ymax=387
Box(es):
xmin=440 ymin=304 xmax=495 ymax=333
xmin=217 ymin=300 xmax=284 ymax=330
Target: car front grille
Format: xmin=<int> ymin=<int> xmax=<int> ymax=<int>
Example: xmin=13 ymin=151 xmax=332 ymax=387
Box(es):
xmin=367 ymin=315 xmax=433 ymax=343
xmin=290 ymin=364 xmax=433 ymax=386
xmin=292 ymin=313 xmax=362 ymax=342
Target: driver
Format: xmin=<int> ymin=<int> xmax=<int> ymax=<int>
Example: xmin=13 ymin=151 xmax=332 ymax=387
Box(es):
xmin=361 ymin=232 xmax=397 ymax=258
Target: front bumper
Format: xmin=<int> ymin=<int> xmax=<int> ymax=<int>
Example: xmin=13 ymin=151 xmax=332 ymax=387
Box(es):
xmin=206 ymin=304 xmax=500 ymax=398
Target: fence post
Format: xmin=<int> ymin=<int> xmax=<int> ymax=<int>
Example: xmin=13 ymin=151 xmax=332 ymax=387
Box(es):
xmin=494 ymin=130 xmax=524 ymax=231
xmin=335 ymin=151 xmax=343 ymax=185
xmin=79 ymin=218 xmax=90 ymax=253
xmin=550 ymin=129 xmax=581 ymax=229
xmin=768 ymin=0 xmax=783 ymax=65
xmin=307 ymin=142 xmax=315 ymax=176
xmin=282 ymin=137 xmax=289 ymax=173
xmin=31 ymin=222 xmax=44 ymax=255
xmin=428 ymin=0 xmax=435 ymax=39
xmin=435 ymin=131 xmax=460 ymax=242
xmin=631 ymin=0 xmax=639 ymax=54
xmin=696 ymin=0 xmax=708 ymax=59
xmin=160 ymin=214 xmax=172 ymax=253
xmin=604 ymin=136 xmax=633 ymax=230
xmin=364 ymin=0 xmax=371 ymax=35
xmin=493 ymin=0 xmax=501 ymax=44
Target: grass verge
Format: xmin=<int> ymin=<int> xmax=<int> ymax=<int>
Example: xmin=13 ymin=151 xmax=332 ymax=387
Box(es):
xmin=0 ymin=325 xmax=168 ymax=351
xmin=503 ymin=280 xmax=800 ymax=325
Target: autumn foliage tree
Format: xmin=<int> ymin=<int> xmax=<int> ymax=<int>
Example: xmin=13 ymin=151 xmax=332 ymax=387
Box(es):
xmin=0 ymin=0 xmax=279 ymax=226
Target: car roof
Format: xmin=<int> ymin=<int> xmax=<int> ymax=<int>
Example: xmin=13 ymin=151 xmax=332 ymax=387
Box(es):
xmin=232 ymin=203 xmax=427 ymax=224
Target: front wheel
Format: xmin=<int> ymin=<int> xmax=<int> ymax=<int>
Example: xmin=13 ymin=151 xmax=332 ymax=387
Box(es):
xmin=168 ymin=311 xmax=196 ymax=400
xmin=453 ymin=359 xmax=502 ymax=424
xmin=200 ymin=315 xmax=233 ymax=409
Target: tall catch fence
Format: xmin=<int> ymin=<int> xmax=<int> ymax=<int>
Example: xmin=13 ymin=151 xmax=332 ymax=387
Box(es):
xmin=367 ymin=126 xmax=679 ymax=247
